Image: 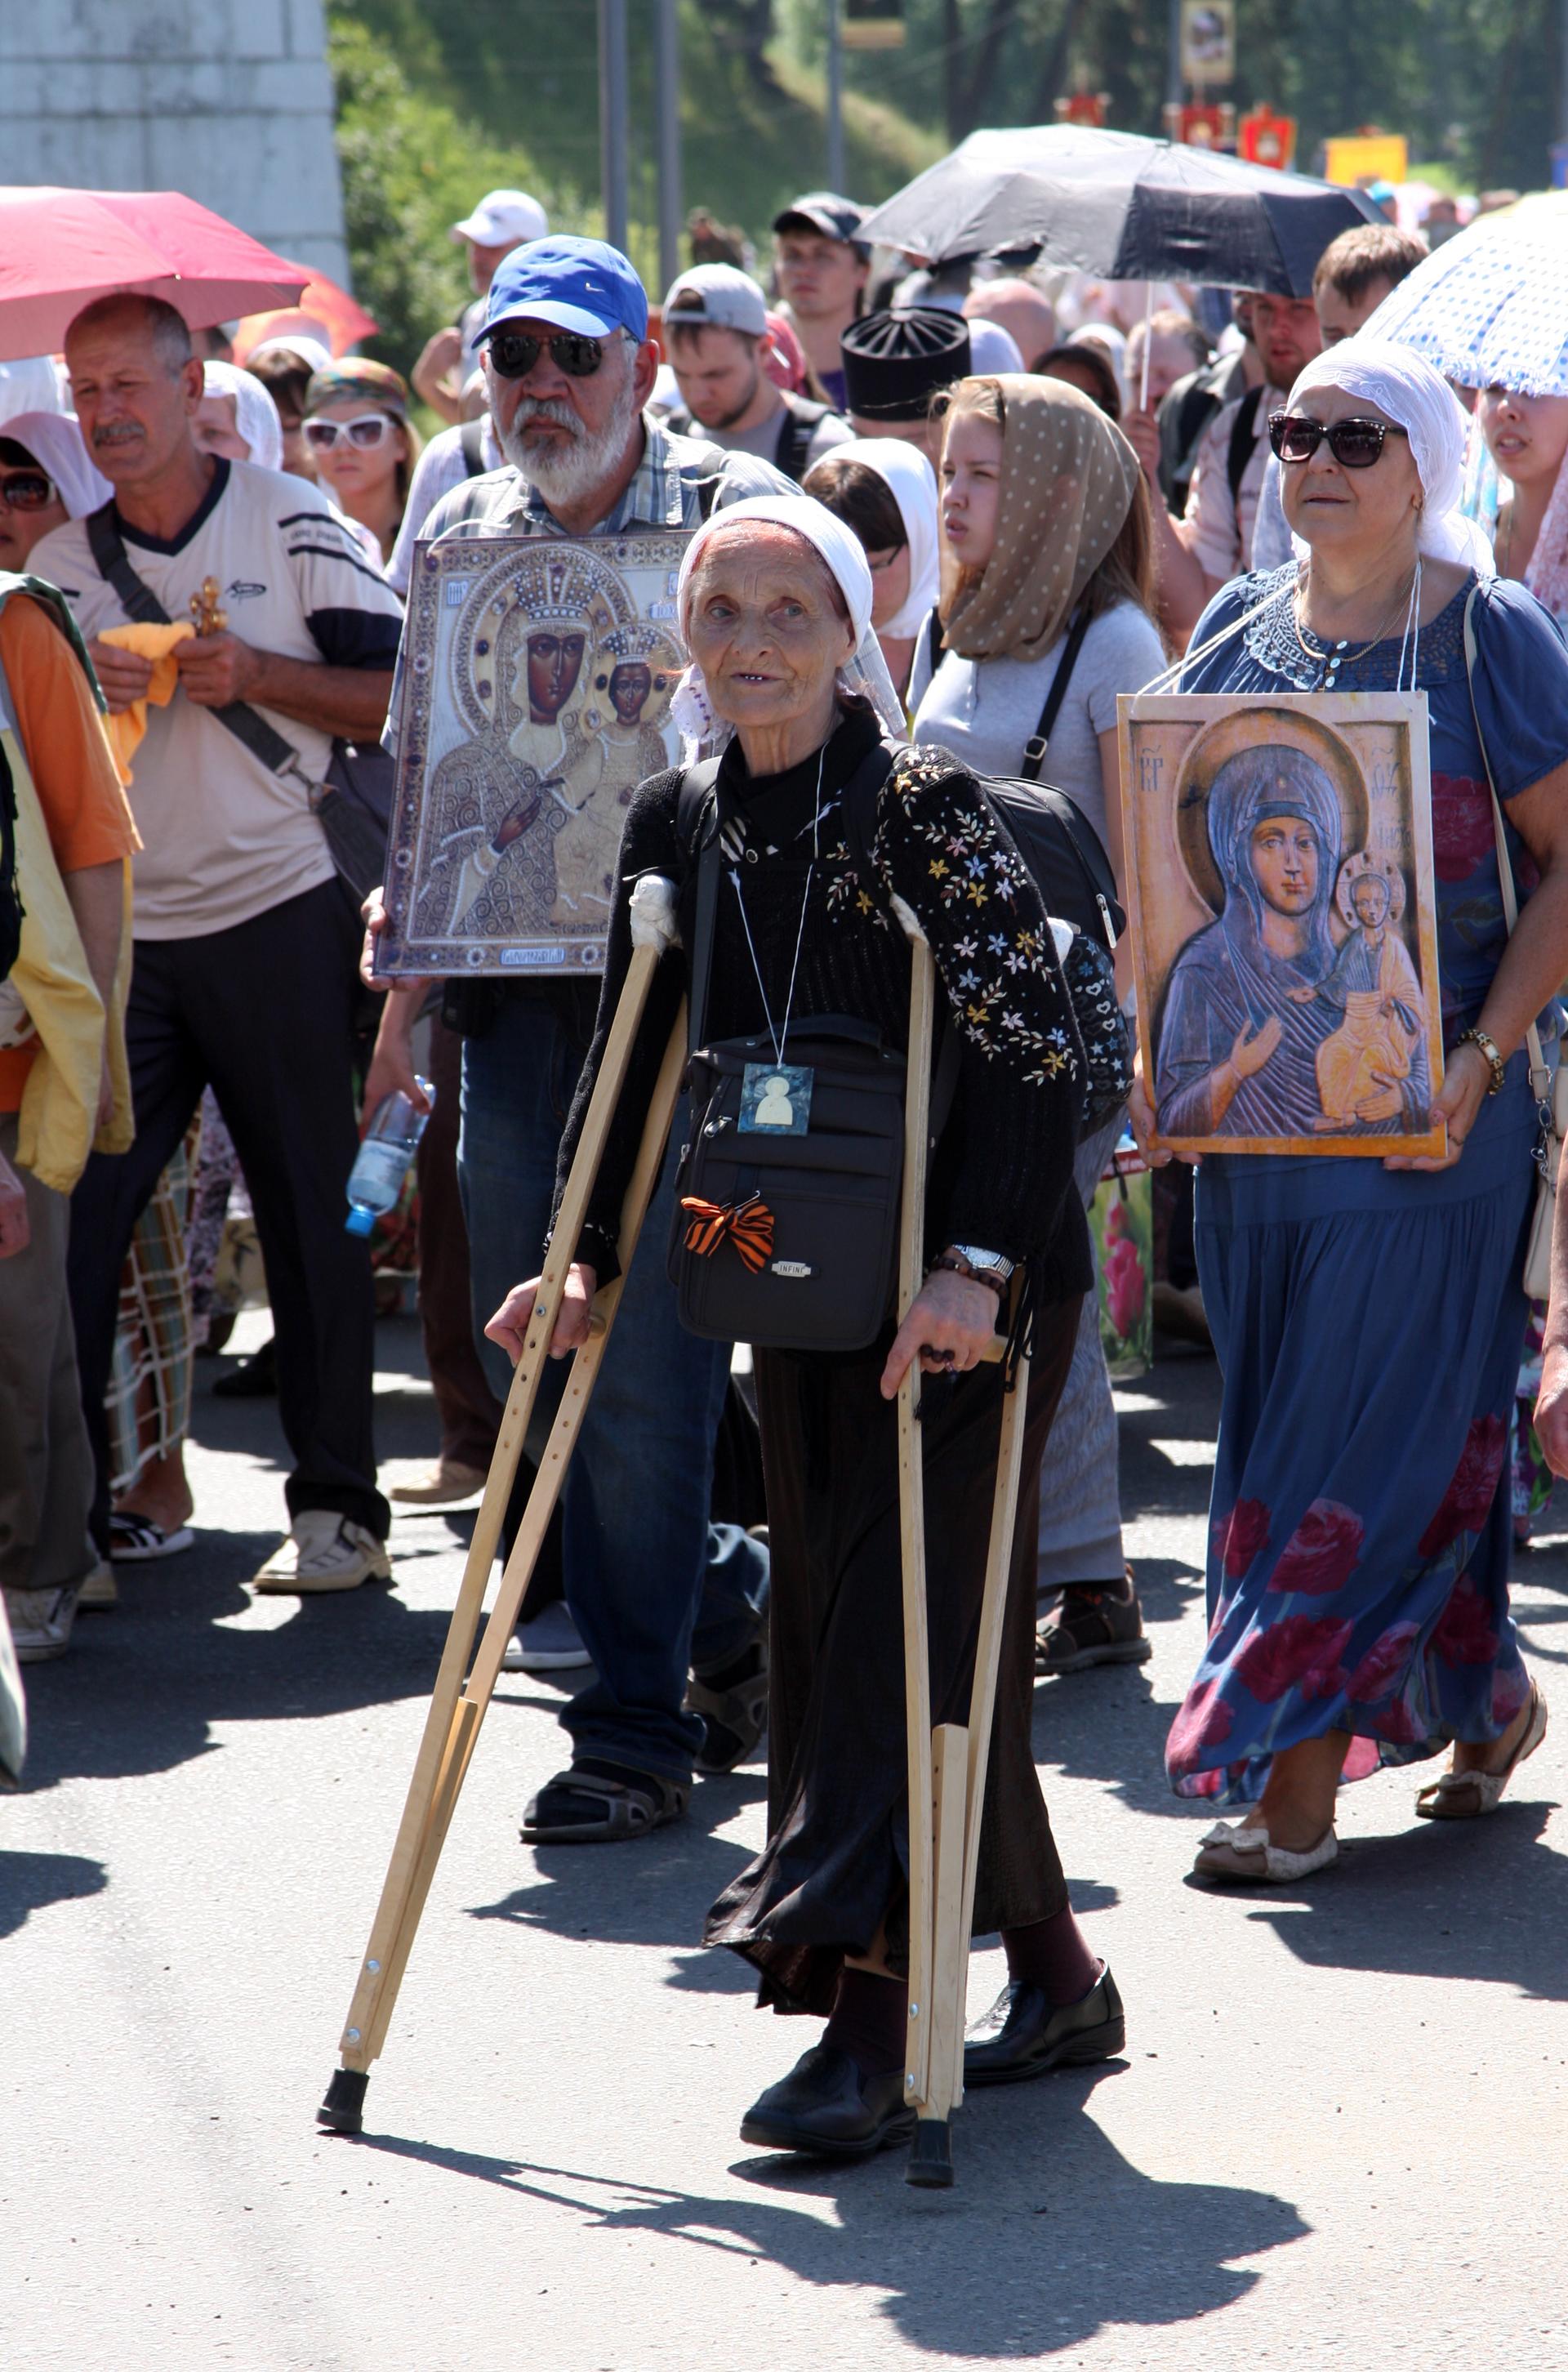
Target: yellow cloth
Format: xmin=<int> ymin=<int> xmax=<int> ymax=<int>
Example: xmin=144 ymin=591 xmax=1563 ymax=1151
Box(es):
xmin=98 ymin=621 xmax=195 ymax=782
xmin=7 ymin=725 xmax=133 ymax=1192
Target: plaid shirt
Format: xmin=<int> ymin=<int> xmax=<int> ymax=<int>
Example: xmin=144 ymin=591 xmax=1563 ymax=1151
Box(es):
xmin=385 ymin=414 xmax=789 ymax=754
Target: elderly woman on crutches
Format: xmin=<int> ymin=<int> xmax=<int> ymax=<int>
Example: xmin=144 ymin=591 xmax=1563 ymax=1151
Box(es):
xmin=488 ymin=494 xmax=1122 ymax=2161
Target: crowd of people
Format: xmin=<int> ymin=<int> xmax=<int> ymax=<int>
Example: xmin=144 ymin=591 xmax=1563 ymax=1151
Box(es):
xmin=2 ymin=164 xmax=1566 ymax=2156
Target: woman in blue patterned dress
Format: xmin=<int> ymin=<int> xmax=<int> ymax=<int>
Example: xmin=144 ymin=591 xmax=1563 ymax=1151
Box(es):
xmin=1132 ymin=341 xmax=1568 ymax=1881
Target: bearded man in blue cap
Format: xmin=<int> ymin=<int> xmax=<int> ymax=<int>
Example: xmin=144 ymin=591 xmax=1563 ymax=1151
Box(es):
xmin=369 ymin=239 xmax=786 ymax=1845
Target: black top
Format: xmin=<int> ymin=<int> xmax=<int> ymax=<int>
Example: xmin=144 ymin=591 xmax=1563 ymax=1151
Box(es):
xmin=553 ymin=706 xmax=1093 ymax=1306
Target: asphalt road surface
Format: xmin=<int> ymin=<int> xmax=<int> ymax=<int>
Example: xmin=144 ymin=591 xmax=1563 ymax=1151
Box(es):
xmin=6 ymin=1310 xmax=1566 ymax=2370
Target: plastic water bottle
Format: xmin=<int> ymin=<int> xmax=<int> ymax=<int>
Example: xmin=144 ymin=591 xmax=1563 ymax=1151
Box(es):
xmin=345 ymin=1082 xmax=434 ymax=1237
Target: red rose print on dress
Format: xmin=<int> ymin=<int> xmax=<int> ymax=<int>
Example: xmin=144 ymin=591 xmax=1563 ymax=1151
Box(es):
xmin=1492 ymin=1666 xmax=1529 ymax=1725
xmin=1236 ymin=1613 xmax=1353 ymax=1703
xmin=1267 ymin=1500 xmax=1364 ymax=1596
xmin=1102 ymin=1235 xmax=1146 ymax=1340
xmin=1372 ymin=1699 xmax=1423 ymax=1745
xmin=1419 ymin=1415 xmax=1507 ymax=1558
xmin=1212 ymin=1497 xmax=1271 ymax=1579
xmin=1342 ymin=1736 xmax=1382 ymax=1781
xmin=1429 ymin=774 xmax=1497 ymax=884
xmin=1345 ymin=1621 xmax=1420 ymax=1702
xmin=1431 ymin=1574 xmax=1499 ymax=1667
xmin=1166 ymin=1676 xmax=1235 ymax=1776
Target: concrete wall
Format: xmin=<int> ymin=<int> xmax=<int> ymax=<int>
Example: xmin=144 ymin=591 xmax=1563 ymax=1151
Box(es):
xmin=0 ymin=1 xmax=349 ymax=285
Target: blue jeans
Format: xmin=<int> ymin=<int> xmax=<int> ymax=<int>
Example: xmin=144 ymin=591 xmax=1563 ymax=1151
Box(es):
xmin=459 ymin=988 xmax=768 ymax=1783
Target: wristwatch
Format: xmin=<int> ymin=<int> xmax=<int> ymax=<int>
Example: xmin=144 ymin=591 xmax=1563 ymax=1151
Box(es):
xmin=941 ymin=1245 xmax=1017 ymax=1296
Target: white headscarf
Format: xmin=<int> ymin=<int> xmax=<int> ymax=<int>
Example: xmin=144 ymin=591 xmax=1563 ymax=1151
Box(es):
xmin=0 ymin=410 xmax=111 ymax=519
xmin=966 ymin=318 xmax=1025 ymax=377
xmin=245 ymin=333 xmax=334 ymax=379
xmin=672 ymin=493 xmax=905 ymax=756
xmin=818 ymin=437 xmax=940 ymax=640
xmin=1285 ymin=337 xmax=1495 ymax=576
xmin=203 ymin=362 xmax=284 ymax=475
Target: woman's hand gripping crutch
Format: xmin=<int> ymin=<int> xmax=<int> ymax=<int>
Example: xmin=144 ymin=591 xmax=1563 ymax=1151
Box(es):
xmin=888 ymin=917 xmax=1032 ymax=2191
xmin=318 ymin=876 xmax=686 ymax=2139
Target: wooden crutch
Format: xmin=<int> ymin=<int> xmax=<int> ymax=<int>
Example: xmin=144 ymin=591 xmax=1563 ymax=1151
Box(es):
xmin=318 ymin=879 xmax=686 ymax=2138
xmin=897 ymin=930 xmax=1034 ymax=2191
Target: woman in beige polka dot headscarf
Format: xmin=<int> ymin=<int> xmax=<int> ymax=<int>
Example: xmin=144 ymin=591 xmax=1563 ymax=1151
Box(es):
xmin=911 ymin=370 xmax=1165 ymax=1683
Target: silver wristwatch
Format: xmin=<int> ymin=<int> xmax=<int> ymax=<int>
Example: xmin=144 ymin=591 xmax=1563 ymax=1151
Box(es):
xmin=948 ymin=1245 xmax=1016 ymax=1291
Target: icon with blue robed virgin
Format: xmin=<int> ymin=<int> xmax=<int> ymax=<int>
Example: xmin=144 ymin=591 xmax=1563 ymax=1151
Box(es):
xmin=738 ymin=1061 xmax=813 ymax=1136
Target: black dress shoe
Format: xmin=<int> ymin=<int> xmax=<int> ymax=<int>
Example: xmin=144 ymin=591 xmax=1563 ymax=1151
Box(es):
xmin=739 ymin=2044 xmax=915 ymax=2157
xmin=963 ymin=1964 xmax=1125 ymax=2088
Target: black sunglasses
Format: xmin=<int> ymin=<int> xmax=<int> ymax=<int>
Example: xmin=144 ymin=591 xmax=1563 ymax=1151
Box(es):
xmin=0 ymin=469 xmax=56 ymax=511
xmin=1268 ymin=412 xmax=1410 ymax=469
xmin=486 ymin=328 xmax=617 ymax=381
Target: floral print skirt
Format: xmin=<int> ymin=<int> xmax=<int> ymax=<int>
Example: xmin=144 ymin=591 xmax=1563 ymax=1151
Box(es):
xmin=1166 ymin=1063 xmax=1536 ymax=1805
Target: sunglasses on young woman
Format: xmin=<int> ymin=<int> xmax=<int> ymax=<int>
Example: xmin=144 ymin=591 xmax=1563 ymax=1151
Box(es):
xmin=0 ymin=469 xmax=57 ymax=511
xmin=302 ymin=413 xmax=398 ymax=454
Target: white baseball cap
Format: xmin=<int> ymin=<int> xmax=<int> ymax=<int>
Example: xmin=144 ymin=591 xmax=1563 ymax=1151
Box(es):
xmin=451 ymin=189 xmax=550 ymax=249
xmin=662 ymin=264 xmax=768 ymax=340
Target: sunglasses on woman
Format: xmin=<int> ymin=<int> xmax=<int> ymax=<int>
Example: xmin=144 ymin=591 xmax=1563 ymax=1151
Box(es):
xmin=1267 ymin=412 xmax=1410 ymax=469
xmin=486 ymin=329 xmax=616 ymax=381
xmin=302 ymin=412 xmax=396 ymax=453
xmin=0 ymin=469 xmax=57 ymax=511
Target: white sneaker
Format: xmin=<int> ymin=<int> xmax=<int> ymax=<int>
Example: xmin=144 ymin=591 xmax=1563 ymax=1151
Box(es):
xmin=501 ymin=1601 xmax=592 ymax=1672
xmin=2 ymin=1581 xmax=81 ymax=1663
xmin=252 ymin=1513 xmax=392 ymax=1595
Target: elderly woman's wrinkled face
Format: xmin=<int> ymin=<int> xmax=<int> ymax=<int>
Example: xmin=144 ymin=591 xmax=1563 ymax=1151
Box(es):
xmin=1279 ymin=384 xmax=1424 ymax=559
xmin=684 ymin=525 xmax=857 ymax=733
xmin=1250 ymin=816 xmax=1319 ymax=914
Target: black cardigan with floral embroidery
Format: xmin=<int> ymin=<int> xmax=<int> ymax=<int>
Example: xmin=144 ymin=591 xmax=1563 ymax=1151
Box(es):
xmin=551 ymin=705 xmax=1093 ymax=1307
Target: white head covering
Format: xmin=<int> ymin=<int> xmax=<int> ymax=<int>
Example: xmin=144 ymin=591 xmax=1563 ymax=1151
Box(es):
xmin=1284 ymin=337 xmax=1495 ymax=576
xmin=965 ymin=318 xmax=1025 ymax=377
xmin=671 ymin=493 xmax=905 ymax=756
xmin=245 ymin=332 xmax=334 ymax=379
xmin=203 ymin=362 xmax=284 ymax=474
xmin=819 ymin=437 xmax=940 ymax=640
xmin=0 ymin=410 xmax=111 ymax=518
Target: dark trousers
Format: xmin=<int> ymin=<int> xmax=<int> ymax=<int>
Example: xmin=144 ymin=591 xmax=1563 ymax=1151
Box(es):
xmin=68 ymin=880 xmax=389 ymax=1549
xmin=416 ymin=1017 xmax=502 ymax=1471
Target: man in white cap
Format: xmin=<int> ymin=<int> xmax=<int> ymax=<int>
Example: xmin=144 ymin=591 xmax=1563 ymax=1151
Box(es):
xmin=660 ymin=265 xmax=852 ymax=484
xmin=412 ymin=188 xmax=550 ymax=426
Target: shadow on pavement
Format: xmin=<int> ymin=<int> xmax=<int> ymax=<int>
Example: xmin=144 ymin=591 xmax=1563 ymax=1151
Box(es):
xmin=348 ymin=2065 xmax=1306 ymax=2357
xmin=1239 ymin=1799 xmax=1568 ymax=1999
xmin=0 ymin=1849 xmax=108 ymax=1938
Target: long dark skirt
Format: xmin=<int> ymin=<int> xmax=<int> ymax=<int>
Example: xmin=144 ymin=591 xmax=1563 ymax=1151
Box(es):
xmin=705 ymin=1295 xmax=1081 ymax=2016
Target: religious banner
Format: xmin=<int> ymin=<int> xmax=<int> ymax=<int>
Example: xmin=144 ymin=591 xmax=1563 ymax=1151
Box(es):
xmin=1179 ymin=0 xmax=1235 ymax=86
xmin=1055 ymin=92 xmax=1110 ymax=129
xmin=1117 ymin=691 xmax=1446 ymax=1159
xmin=376 ymin=529 xmax=690 ymax=979
xmin=1237 ymin=105 xmax=1298 ymax=172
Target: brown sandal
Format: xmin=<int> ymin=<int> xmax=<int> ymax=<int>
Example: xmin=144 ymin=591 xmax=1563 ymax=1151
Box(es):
xmin=1036 ymin=1572 xmax=1151 ymax=1675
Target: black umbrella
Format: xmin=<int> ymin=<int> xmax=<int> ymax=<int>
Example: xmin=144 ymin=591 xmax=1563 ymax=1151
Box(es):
xmin=858 ymin=124 xmax=1380 ymax=298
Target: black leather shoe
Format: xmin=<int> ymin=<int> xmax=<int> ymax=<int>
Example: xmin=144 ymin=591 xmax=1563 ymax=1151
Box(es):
xmin=739 ymin=2044 xmax=915 ymax=2157
xmin=963 ymin=1964 xmax=1125 ymax=2088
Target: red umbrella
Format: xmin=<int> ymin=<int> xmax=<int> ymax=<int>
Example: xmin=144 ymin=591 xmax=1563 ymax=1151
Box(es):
xmin=233 ymin=270 xmax=381 ymax=363
xmin=0 ymin=187 xmax=309 ymax=358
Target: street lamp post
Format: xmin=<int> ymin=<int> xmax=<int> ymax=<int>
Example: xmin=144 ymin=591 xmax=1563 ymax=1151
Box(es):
xmin=655 ymin=0 xmax=683 ymax=294
xmin=826 ymin=0 xmax=845 ymax=192
xmin=599 ymin=0 xmax=630 ymax=253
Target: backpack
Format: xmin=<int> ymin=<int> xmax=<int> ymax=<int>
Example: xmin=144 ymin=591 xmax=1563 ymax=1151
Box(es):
xmin=774 ymin=399 xmax=837 ymax=485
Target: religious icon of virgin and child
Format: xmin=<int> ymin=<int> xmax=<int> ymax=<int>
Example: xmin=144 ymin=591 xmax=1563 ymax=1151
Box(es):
xmin=412 ymin=546 xmax=681 ymax=947
xmin=1153 ymin=744 xmax=1432 ymax=1144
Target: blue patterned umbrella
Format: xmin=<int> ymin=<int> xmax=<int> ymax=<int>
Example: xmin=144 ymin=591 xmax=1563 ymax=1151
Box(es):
xmin=1366 ymin=204 xmax=1568 ymax=395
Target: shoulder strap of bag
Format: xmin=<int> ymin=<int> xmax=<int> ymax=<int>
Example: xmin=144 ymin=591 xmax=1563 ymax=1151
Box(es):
xmin=1020 ymin=607 xmax=1092 ymax=783
xmin=85 ymin=501 xmax=303 ymax=780
xmin=1226 ymin=384 xmax=1266 ymax=515
xmin=1461 ymin=584 xmax=1551 ymax=1103
xmin=677 ymin=757 xmax=724 ymax=1054
xmin=840 ymin=737 xmax=965 ymax=1141
xmin=777 ymin=403 xmax=828 ymax=485
xmin=458 ymin=417 xmax=488 ymax=478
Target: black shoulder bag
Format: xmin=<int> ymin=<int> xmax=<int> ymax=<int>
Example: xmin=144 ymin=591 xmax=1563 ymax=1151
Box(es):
xmin=85 ymin=504 xmax=394 ymax=901
xmin=662 ymin=748 xmax=924 ymax=1354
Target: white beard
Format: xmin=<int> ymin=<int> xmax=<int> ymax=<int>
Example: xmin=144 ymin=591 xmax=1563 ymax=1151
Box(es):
xmin=498 ymin=376 xmax=641 ymax=510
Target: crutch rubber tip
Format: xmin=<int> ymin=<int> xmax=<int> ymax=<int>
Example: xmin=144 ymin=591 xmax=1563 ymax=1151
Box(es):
xmin=316 ymin=2067 xmax=369 ymax=2136
xmin=906 ymin=2118 xmax=954 ymax=2187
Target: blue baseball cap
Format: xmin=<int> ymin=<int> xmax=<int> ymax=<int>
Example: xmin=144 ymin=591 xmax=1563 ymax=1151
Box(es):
xmin=475 ymin=237 xmax=648 ymax=348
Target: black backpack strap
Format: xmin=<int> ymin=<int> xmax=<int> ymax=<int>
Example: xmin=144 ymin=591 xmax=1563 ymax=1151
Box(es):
xmin=458 ymin=417 xmax=488 ymax=478
xmin=84 ymin=502 xmax=302 ymax=778
xmin=677 ymin=757 xmax=724 ymax=1054
xmin=776 ymin=400 xmax=831 ymax=485
xmin=839 ymin=737 xmax=964 ymax=1147
xmin=1226 ymin=384 xmax=1266 ymax=517
xmin=924 ymin=606 xmax=945 ymax=684
xmin=1019 ymin=607 xmax=1092 ymax=783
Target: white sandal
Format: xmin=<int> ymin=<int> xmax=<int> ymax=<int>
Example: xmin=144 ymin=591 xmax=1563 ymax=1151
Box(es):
xmin=1192 ymin=1820 xmax=1339 ymax=1885
xmin=1415 ymin=1681 xmax=1548 ymax=1821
